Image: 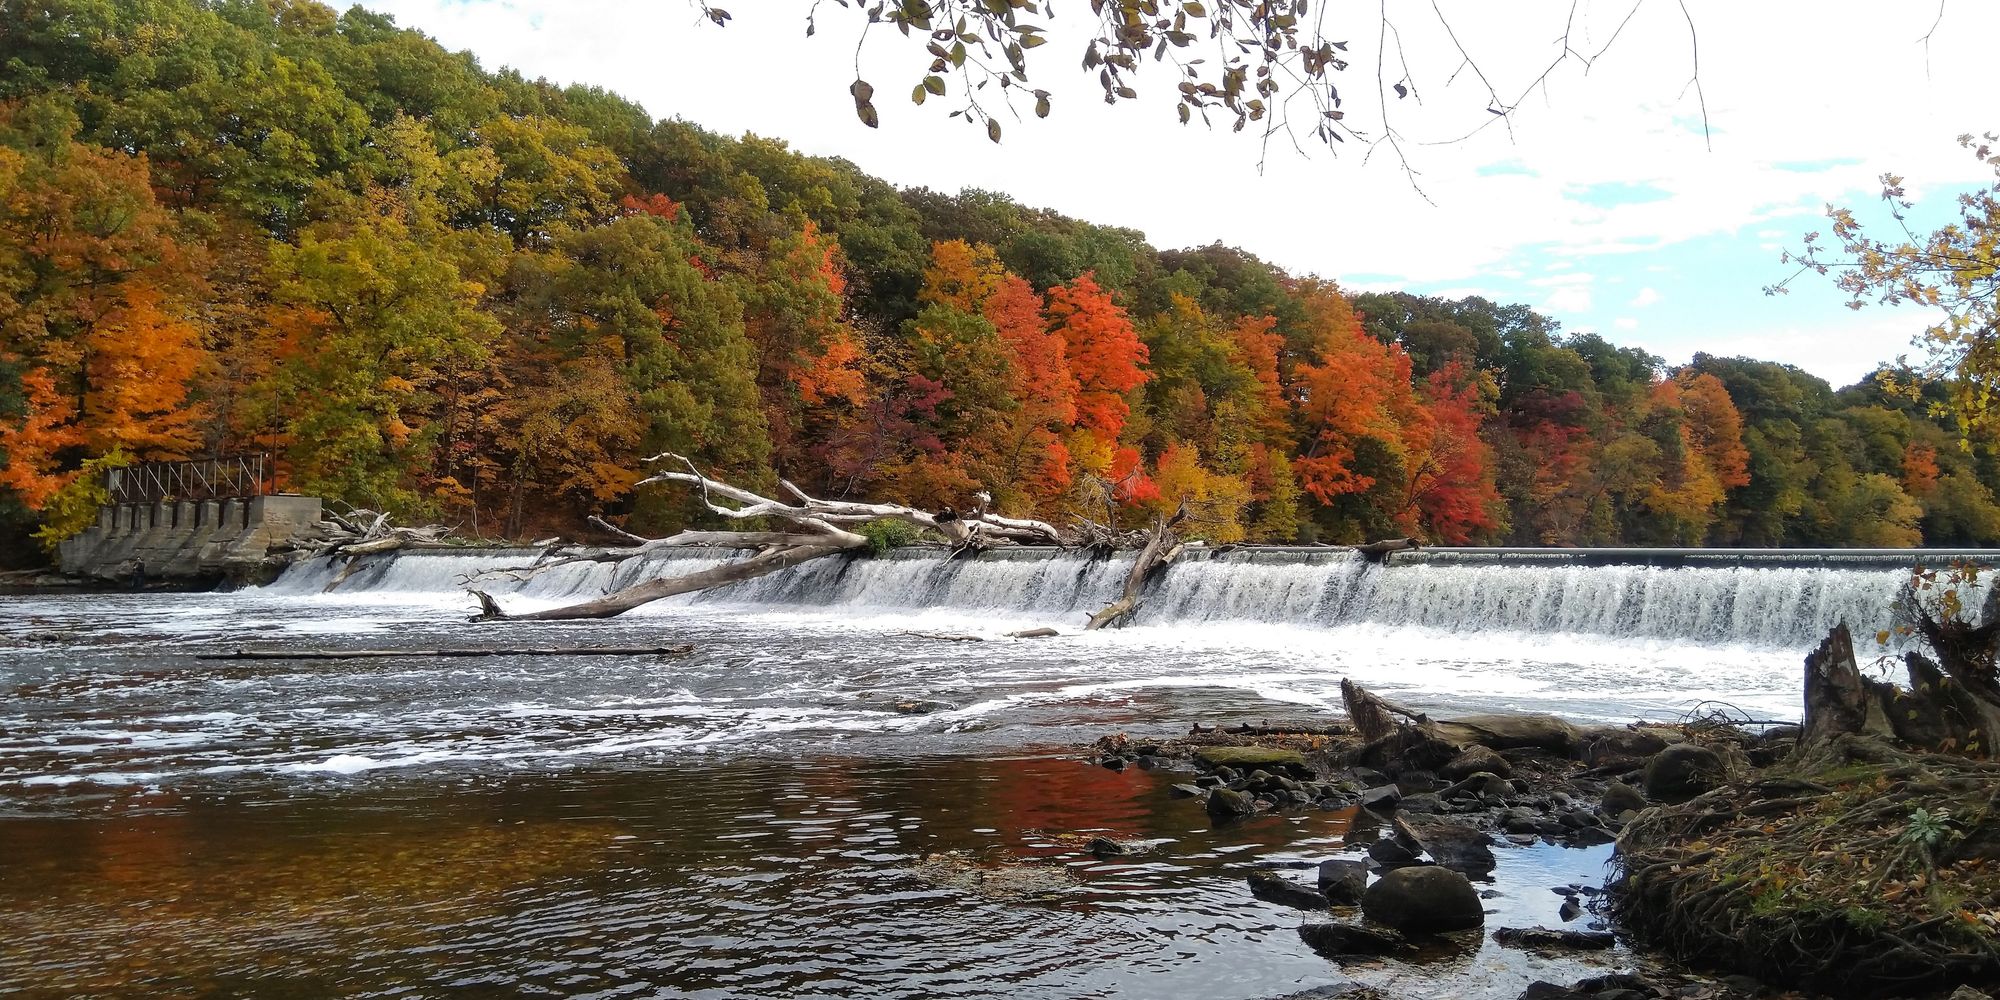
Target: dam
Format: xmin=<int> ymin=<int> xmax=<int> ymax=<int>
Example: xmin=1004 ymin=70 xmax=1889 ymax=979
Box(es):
xmin=260 ymin=543 xmax=1994 ymax=648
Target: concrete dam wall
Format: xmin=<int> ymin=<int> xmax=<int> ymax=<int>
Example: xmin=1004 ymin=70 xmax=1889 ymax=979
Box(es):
xmin=58 ymin=495 xmax=323 ymax=583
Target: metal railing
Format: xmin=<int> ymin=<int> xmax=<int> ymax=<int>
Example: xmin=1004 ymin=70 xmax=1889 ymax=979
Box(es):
xmin=106 ymin=454 xmax=270 ymax=504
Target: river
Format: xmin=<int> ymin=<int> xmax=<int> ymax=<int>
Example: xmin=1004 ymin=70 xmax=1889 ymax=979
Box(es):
xmin=0 ymin=547 xmax=1959 ymax=997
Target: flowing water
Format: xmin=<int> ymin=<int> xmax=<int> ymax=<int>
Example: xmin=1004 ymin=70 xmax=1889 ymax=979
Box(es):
xmin=0 ymin=547 xmax=1976 ymax=997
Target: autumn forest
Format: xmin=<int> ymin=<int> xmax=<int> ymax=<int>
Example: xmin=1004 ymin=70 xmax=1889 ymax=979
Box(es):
xmin=4 ymin=0 xmax=1998 ymax=565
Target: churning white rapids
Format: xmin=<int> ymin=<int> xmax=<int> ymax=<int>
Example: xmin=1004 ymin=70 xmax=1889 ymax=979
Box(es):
xmin=1 ymin=546 xmax=1968 ymax=800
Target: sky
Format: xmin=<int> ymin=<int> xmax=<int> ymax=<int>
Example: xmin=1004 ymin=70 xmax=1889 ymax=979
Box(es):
xmin=358 ymin=0 xmax=1997 ymax=388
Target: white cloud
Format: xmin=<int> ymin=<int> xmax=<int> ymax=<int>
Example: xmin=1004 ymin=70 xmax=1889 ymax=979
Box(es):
xmin=1615 ymin=317 xmax=1640 ymax=330
xmin=1544 ymin=286 xmax=1594 ymax=314
xmin=1630 ymin=287 xmax=1662 ymax=308
xmin=1530 ymin=272 xmax=1595 ymax=288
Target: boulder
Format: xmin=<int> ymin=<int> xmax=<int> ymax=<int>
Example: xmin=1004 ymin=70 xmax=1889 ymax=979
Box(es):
xmin=1248 ymin=871 xmax=1331 ymax=910
xmin=1207 ymin=787 xmax=1256 ymax=819
xmin=1397 ymin=793 xmax=1447 ymax=814
xmin=1361 ymin=865 xmax=1485 ymax=934
xmin=1318 ymin=859 xmax=1368 ymax=905
xmin=1642 ymin=744 xmax=1725 ymax=802
xmin=1440 ymin=745 xmax=1512 ymax=781
xmin=1358 ymin=784 xmax=1403 ymax=810
xmin=1168 ymin=782 xmax=1205 ymax=798
xmin=1298 ymin=921 xmax=1409 ymax=957
xmin=1194 ymin=745 xmax=1309 ymax=773
xmin=1366 ymin=837 xmax=1421 ymax=867
xmin=1500 ymin=807 xmax=1561 ymax=836
xmin=1441 ymin=771 xmax=1513 ymax=801
xmin=1599 ymin=781 xmax=1646 ymax=815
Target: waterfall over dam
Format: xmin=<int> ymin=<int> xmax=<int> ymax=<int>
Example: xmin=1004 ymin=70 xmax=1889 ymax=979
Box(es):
xmin=262 ymin=545 xmax=1997 ymax=648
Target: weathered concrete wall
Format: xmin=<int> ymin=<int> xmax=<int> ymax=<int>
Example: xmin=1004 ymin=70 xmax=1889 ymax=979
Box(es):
xmin=58 ymin=495 xmax=323 ymax=583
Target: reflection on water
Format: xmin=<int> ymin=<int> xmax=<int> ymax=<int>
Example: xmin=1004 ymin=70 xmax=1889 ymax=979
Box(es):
xmin=0 ymin=756 xmax=1621 ymax=1000
xmin=0 ymin=590 xmax=1702 ymax=998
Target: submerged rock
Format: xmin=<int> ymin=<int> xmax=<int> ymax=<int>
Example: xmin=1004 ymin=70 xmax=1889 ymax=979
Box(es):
xmin=1361 ymin=865 xmax=1484 ymax=934
xmin=1247 ymin=871 xmax=1330 ymax=910
xmin=1298 ymin=920 xmax=1409 ymax=957
xmin=1085 ymin=836 xmax=1150 ymax=857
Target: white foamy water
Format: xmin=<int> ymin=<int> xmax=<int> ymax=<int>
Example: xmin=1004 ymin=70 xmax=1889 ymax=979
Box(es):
xmin=263 ymin=544 xmax=1954 ymax=647
xmin=1 ymin=546 xmax=1972 ymax=802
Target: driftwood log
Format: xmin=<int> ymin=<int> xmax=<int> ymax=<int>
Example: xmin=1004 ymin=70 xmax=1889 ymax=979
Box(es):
xmin=198 ymin=644 xmax=693 ymax=660
xmin=461 ymin=452 xmax=1425 ymax=627
xmin=467 ymin=454 xmax=1072 ymax=622
xmin=1340 ymin=678 xmax=1580 ymax=774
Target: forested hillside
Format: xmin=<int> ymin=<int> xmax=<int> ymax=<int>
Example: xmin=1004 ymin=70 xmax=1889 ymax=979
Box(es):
xmin=3 ymin=0 xmax=1996 ymax=561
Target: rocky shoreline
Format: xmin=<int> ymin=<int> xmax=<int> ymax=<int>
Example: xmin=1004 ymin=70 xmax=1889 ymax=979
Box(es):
xmin=1081 ymin=680 xmax=2000 ymax=1000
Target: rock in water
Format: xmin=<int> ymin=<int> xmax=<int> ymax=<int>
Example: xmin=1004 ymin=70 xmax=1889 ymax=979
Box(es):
xmin=1207 ymin=787 xmax=1256 ymax=819
xmin=1318 ymin=859 xmax=1368 ymax=905
xmin=1440 ymin=745 xmax=1512 ymax=781
xmin=1397 ymin=817 xmax=1496 ymax=876
xmin=1248 ymin=871 xmax=1331 ymax=910
xmin=1298 ymin=921 xmax=1409 ymax=957
xmin=1643 ymin=744 xmax=1725 ymax=802
xmin=1086 ymin=836 xmax=1149 ymax=857
xmin=1492 ymin=926 xmax=1615 ymax=951
xmin=1366 ymin=837 xmax=1420 ymax=867
xmin=1361 ymin=866 xmax=1485 ymax=934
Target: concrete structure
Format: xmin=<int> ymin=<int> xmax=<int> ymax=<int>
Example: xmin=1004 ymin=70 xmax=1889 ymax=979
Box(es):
xmin=58 ymin=495 xmax=323 ymax=584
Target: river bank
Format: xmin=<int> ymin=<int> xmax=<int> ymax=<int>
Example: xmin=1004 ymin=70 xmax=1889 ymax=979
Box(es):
xmin=1096 ymin=694 xmax=2000 ymax=1000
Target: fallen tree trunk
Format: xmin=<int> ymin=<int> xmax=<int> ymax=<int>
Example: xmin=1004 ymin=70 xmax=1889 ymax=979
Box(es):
xmin=1341 ymin=679 xmax=1579 ymax=774
xmin=198 ymin=644 xmax=693 ymax=660
xmin=1085 ymin=505 xmax=1187 ymax=630
xmin=471 ymin=541 xmax=854 ymax=621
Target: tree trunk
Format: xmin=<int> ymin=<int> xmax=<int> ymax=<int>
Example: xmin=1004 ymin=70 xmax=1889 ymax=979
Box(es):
xmin=1800 ymin=624 xmax=1880 ymax=746
xmin=1084 ymin=506 xmax=1186 ymax=630
xmin=471 ymin=542 xmax=855 ymax=621
xmin=1907 ymin=613 xmax=2000 ymax=755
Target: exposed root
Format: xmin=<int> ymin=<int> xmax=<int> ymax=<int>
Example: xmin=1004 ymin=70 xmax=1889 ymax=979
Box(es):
xmin=1613 ymin=734 xmax=2000 ymax=994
